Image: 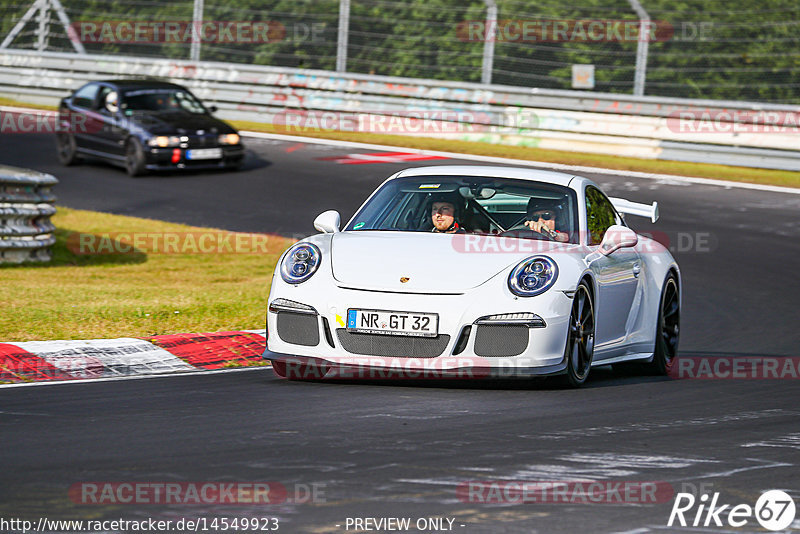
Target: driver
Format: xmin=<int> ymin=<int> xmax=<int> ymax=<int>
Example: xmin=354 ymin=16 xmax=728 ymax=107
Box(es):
xmin=430 ymin=194 xmax=466 ymax=234
xmin=524 ymin=197 xmax=569 ymax=242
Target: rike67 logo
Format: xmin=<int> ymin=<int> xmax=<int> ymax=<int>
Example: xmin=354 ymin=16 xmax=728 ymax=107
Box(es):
xmin=668 ymin=490 xmax=796 ymax=531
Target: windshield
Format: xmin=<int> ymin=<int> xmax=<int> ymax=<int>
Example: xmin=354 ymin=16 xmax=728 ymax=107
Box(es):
xmin=345 ymin=176 xmax=579 ymax=243
xmin=121 ymin=88 xmax=207 ymax=114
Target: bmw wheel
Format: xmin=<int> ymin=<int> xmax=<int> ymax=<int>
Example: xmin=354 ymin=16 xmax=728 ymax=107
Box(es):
xmin=55 ymin=132 xmax=81 ymax=166
xmin=647 ymin=274 xmax=680 ymax=375
xmin=564 ymin=281 xmax=595 ymax=387
xmin=125 ymin=138 xmax=147 ymax=177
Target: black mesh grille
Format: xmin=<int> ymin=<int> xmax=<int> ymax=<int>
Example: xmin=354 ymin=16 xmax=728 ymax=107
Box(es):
xmin=336 ymin=329 xmax=450 ymax=358
xmin=276 ymin=312 xmax=320 ymax=346
xmin=474 ymin=325 xmax=529 ymax=357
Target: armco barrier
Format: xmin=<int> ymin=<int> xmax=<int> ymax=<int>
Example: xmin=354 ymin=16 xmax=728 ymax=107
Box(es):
xmin=1 ymin=49 xmax=799 ymax=170
xmin=0 ymin=164 xmax=58 ymax=264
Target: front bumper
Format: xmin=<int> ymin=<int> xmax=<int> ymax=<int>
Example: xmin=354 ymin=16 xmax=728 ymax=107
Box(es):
xmin=145 ymin=145 xmax=244 ymax=170
xmin=264 ymin=281 xmax=573 ymax=379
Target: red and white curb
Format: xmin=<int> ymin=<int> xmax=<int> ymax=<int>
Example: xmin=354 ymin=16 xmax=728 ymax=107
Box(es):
xmin=0 ymin=329 xmax=268 ymax=386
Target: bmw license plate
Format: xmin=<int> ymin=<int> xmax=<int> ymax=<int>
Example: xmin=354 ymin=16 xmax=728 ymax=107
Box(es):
xmin=186 ymin=148 xmax=222 ymax=160
xmin=347 ymin=309 xmax=438 ymax=337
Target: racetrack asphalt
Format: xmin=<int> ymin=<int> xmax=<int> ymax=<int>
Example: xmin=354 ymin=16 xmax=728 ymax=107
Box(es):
xmin=0 ymin=133 xmax=798 ymax=533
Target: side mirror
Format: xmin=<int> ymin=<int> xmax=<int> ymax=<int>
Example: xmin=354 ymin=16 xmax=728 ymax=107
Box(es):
xmin=314 ymin=210 xmax=341 ymax=234
xmin=599 ymin=225 xmax=638 ymax=256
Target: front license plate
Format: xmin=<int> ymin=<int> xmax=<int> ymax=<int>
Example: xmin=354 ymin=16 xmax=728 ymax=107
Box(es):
xmin=186 ymin=148 xmax=222 ymax=160
xmin=347 ymin=308 xmax=439 ymax=337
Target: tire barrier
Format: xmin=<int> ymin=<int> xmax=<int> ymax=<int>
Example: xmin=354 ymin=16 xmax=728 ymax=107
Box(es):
xmin=0 ymin=164 xmax=58 ymax=264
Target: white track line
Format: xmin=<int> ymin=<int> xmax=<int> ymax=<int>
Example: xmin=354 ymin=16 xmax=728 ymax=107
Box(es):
xmin=241 ymin=130 xmax=800 ymax=195
xmin=0 ymin=365 xmax=269 ymax=389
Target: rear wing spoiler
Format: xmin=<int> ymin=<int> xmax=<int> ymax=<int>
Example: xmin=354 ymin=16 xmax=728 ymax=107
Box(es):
xmin=609 ymin=197 xmax=659 ymax=223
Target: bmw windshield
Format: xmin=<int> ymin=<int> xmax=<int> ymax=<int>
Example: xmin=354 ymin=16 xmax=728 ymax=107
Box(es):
xmin=121 ymin=89 xmax=207 ymax=114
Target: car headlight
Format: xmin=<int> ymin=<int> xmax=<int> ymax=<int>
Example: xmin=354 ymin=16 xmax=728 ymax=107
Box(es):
xmin=219 ymin=133 xmax=240 ymax=145
xmin=508 ymin=255 xmax=558 ymax=297
xmin=148 ymin=136 xmax=181 ymax=147
xmin=280 ymin=243 xmax=321 ymax=284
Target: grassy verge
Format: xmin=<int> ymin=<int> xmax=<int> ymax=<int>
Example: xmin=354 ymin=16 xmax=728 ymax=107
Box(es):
xmin=2 ymin=95 xmax=798 ymax=188
xmin=0 ymin=96 xmax=57 ymax=110
xmin=0 ymin=207 xmax=293 ymax=341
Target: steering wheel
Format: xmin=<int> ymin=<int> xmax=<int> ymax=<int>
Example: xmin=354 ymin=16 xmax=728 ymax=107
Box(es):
xmin=499 ymin=223 xmax=555 ymax=240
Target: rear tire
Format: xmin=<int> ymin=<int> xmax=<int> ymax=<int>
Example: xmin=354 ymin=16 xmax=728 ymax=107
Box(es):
xmin=55 ymin=132 xmax=81 ymax=165
xmin=646 ymin=274 xmax=680 ymax=375
xmin=125 ymin=138 xmax=147 ymax=177
xmin=563 ymin=281 xmax=595 ymax=387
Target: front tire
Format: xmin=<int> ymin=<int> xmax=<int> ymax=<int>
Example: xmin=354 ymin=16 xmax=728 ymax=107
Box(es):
xmin=646 ymin=274 xmax=680 ymax=375
xmin=563 ymin=281 xmax=595 ymax=387
xmin=124 ymin=138 xmax=147 ymax=177
xmin=55 ymin=132 xmax=81 ymax=165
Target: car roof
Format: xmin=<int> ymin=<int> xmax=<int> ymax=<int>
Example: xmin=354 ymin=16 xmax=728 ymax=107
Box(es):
xmin=91 ymin=79 xmax=187 ymax=91
xmin=394 ymin=165 xmax=577 ymax=187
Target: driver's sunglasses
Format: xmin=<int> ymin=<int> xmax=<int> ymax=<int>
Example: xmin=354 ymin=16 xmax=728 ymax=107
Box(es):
xmin=531 ymin=210 xmax=556 ymax=221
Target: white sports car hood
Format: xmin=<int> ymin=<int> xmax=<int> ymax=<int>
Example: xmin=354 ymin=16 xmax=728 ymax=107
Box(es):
xmin=330 ymin=232 xmax=566 ymax=293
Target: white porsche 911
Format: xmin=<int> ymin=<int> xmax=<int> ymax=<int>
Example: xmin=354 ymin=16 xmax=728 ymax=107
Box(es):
xmin=263 ymin=165 xmax=680 ymax=386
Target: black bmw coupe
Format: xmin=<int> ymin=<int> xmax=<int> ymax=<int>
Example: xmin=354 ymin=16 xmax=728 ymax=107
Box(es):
xmin=55 ymin=79 xmax=245 ymax=176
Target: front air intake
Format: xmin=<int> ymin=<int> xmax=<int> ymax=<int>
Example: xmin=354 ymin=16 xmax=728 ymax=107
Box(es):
xmin=276 ymin=312 xmax=320 ymax=346
xmin=473 ymin=325 xmax=529 ymax=357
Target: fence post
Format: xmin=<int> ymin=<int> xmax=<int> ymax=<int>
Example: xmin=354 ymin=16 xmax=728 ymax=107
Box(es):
xmin=36 ymin=0 xmax=50 ymax=51
xmin=481 ymin=0 xmax=496 ymax=85
xmin=190 ymin=0 xmax=204 ymax=62
xmin=336 ymin=0 xmax=350 ymax=72
xmin=627 ymin=0 xmax=650 ymax=96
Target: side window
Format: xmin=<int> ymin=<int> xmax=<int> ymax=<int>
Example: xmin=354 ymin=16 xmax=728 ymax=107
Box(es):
xmin=72 ymin=84 xmax=99 ymax=108
xmin=585 ymin=186 xmax=619 ymax=245
xmin=96 ymin=86 xmax=113 ymax=110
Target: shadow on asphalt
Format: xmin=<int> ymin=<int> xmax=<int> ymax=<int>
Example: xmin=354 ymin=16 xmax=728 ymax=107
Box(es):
xmin=66 ymin=148 xmax=271 ymax=179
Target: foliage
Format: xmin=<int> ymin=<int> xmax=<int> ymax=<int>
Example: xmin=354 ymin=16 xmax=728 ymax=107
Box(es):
xmin=0 ymin=0 xmax=797 ymax=102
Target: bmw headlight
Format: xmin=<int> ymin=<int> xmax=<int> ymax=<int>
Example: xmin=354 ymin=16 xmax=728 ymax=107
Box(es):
xmin=219 ymin=133 xmax=240 ymax=145
xmin=508 ymin=256 xmax=558 ymax=297
xmin=148 ymin=135 xmax=181 ymax=147
xmin=280 ymin=243 xmax=321 ymax=284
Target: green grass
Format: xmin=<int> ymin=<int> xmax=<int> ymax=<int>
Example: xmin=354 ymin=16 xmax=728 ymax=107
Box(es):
xmin=0 ymin=207 xmax=293 ymax=341
xmin=2 ymin=95 xmax=798 ymax=188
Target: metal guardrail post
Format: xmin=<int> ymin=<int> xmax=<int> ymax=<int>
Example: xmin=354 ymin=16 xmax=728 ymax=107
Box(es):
xmin=628 ymin=0 xmax=650 ymax=97
xmin=336 ymin=0 xmax=350 ymax=72
xmin=481 ymin=0 xmax=497 ymax=85
xmin=190 ymin=0 xmax=204 ymax=62
xmin=0 ymin=165 xmax=58 ymax=264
